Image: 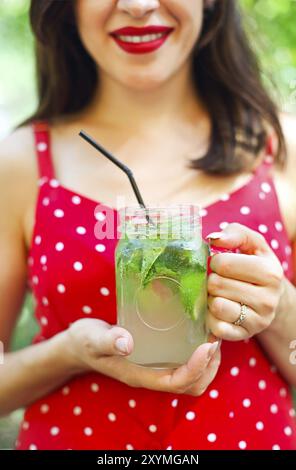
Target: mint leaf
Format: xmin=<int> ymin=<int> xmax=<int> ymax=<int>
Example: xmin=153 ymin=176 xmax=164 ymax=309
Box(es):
xmin=180 ymin=269 xmax=206 ymax=321
xmin=141 ymin=244 xmax=166 ymax=287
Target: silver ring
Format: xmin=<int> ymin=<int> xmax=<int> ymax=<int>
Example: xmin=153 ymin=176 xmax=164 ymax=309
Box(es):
xmin=233 ymin=303 xmax=247 ymax=326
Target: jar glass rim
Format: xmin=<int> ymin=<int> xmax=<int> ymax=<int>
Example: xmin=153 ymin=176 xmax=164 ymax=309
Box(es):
xmin=118 ymin=204 xmax=202 ymax=239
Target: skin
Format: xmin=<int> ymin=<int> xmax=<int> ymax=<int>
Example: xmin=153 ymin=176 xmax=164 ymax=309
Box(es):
xmin=0 ymin=0 xmax=295 ymax=416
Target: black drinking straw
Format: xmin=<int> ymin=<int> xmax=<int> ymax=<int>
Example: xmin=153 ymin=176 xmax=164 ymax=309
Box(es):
xmin=79 ymin=130 xmax=155 ymax=226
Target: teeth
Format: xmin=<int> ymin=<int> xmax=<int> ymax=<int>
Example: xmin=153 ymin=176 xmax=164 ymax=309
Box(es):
xmin=117 ymin=32 xmax=166 ymax=43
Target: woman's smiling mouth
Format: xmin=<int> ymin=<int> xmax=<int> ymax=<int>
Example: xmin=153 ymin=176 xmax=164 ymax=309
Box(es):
xmin=110 ymin=25 xmax=174 ymax=54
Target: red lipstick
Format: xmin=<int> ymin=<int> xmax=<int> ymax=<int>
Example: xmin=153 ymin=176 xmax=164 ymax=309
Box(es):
xmin=110 ymin=26 xmax=174 ymax=55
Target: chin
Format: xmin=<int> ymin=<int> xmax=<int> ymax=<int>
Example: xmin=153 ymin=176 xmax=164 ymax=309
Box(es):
xmin=120 ymin=70 xmax=172 ymax=91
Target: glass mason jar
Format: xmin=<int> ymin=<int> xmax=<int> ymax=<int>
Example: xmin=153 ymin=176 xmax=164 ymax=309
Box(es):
xmin=115 ymin=204 xmax=210 ymax=369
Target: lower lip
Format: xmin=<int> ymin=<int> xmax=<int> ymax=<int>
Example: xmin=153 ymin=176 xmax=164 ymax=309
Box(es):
xmin=110 ymin=32 xmax=172 ymax=54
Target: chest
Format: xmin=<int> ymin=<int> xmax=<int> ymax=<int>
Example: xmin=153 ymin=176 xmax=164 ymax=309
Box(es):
xmin=24 ymin=132 xmax=296 ymax=247
xmin=26 ymin=165 xmax=295 ymax=337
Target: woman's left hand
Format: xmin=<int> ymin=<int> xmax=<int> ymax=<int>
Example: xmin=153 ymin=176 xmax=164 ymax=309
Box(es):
xmin=206 ymin=223 xmax=285 ymax=340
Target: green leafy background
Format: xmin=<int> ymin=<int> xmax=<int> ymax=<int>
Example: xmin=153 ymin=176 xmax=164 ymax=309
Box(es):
xmin=0 ymin=0 xmax=295 ymax=449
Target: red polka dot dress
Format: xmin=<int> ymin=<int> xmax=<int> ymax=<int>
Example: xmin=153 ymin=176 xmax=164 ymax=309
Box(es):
xmin=16 ymin=122 xmax=296 ymax=450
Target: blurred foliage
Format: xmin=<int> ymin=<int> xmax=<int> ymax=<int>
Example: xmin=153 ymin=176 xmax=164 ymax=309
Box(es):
xmin=11 ymin=295 xmax=38 ymax=351
xmin=0 ymin=0 xmax=295 ymax=449
xmin=0 ymin=0 xmax=36 ymax=136
xmin=240 ymin=0 xmax=296 ymax=111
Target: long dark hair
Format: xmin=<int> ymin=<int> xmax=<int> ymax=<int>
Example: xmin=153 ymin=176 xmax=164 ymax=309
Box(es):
xmin=26 ymin=0 xmax=286 ymax=174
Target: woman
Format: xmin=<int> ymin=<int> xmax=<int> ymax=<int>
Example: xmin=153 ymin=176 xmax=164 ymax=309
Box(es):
xmin=0 ymin=0 xmax=295 ymax=450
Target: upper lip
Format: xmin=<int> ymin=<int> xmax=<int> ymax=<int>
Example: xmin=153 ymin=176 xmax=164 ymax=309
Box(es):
xmin=110 ymin=26 xmax=174 ymax=36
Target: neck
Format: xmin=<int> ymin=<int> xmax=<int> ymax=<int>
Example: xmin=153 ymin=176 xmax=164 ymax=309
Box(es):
xmin=84 ymin=60 xmax=207 ymax=134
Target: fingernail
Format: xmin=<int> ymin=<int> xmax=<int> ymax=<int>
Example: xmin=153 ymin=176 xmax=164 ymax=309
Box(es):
xmin=207 ymin=341 xmax=219 ymax=360
xmin=205 ymin=232 xmax=224 ymax=240
xmin=115 ymin=337 xmax=129 ymax=354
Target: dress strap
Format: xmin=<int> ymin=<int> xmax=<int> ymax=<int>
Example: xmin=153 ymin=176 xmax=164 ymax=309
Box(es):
xmin=253 ymin=134 xmax=275 ymax=178
xmin=32 ymin=121 xmax=56 ymax=180
xmin=265 ymin=133 xmax=275 ymax=157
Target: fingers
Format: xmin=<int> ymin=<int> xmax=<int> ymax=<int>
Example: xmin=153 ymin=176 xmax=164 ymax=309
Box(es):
xmin=207 ymin=294 xmax=274 ymax=339
xmin=92 ymin=340 xmax=221 ymax=396
xmin=206 ymin=222 xmax=272 ymax=256
xmin=185 ymin=344 xmax=221 ymax=396
xmin=210 ymin=253 xmax=279 ymax=286
xmin=75 ymin=318 xmax=134 ymax=357
xmin=93 ymin=324 xmax=134 ymax=356
xmin=208 ymin=295 xmax=261 ymax=336
xmin=207 ymin=311 xmax=249 ymax=341
xmin=208 ymin=272 xmax=281 ymax=317
xmin=162 ymin=341 xmax=220 ymax=393
xmin=208 ymin=272 xmax=262 ymax=312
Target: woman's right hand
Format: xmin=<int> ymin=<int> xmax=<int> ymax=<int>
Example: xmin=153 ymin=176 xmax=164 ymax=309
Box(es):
xmin=65 ymin=318 xmax=221 ymax=397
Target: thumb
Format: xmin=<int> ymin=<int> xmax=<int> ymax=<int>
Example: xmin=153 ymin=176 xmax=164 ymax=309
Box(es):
xmin=90 ymin=322 xmax=134 ymax=356
xmin=205 ymin=222 xmax=271 ymax=256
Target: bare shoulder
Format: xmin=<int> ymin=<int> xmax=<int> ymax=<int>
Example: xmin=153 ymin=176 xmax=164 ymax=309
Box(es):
xmin=0 ymin=125 xmax=36 ymax=174
xmin=0 ymin=125 xmax=38 ymax=217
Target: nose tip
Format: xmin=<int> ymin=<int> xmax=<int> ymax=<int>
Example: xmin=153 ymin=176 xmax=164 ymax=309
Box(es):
xmin=117 ymin=0 xmax=160 ymax=18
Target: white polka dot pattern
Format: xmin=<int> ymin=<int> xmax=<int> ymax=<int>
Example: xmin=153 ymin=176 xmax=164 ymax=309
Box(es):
xmin=209 ymin=390 xmax=219 ymax=399
xmin=256 ymin=421 xmax=264 ymax=431
xmin=230 ymin=367 xmax=239 ymax=376
xmin=219 ymin=222 xmax=229 ymax=230
xmin=73 ymin=261 xmax=83 ymax=271
xmin=207 ymin=433 xmax=217 ymax=443
xmin=261 ymin=182 xmax=271 ymax=193
xmin=258 ymin=380 xmax=266 ymax=390
xmin=49 ymin=179 xmax=59 ymax=188
xmin=185 ymin=411 xmax=196 ymax=421
xmin=37 ymin=142 xmax=47 ymax=152
xmin=50 ymin=427 xmax=60 ymax=436
xmin=284 ymin=426 xmax=292 ymax=436
xmin=73 ymin=406 xmax=82 ymax=416
xmin=148 ymin=424 xmax=157 ymax=433
xmin=55 ymin=242 xmax=64 ymax=251
xmin=40 ymin=404 xmax=49 ymax=414
xmin=95 ymin=212 xmax=106 ymax=222
xmin=95 ymin=244 xmax=106 ymax=253
xmin=238 ymin=441 xmax=247 ymax=449
xmin=90 ymin=383 xmax=99 ymax=393
xmin=100 ymin=287 xmax=110 ymax=296
xmin=57 ymin=284 xmax=66 ymax=293
xmin=84 ymin=427 xmax=93 ymax=436
xmin=200 ymin=208 xmax=208 ymax=217
xmin=40 ymin=255 xmax=47 ymax=264
xmin=35 ymin=235 xmax=42 ymax=245
xmin=82 ymin=305 xmax=92 ymax=314
xmin=21 ymin=140 xmax=296 ymax=451
xmin=42 ymin=197 xmax=50 ymax=206
xmin=108 ymin=413 xmax=116 ymax=422
xmin=240 ymin=206 xmax=251 ymax=215
xmin=72 ymin=195 xmax=81 ymax=205
xmin=76 ymin=226 xmax=87 ymax=235
xmin=258 ymin=224 xmax=268 ymax=233
xmin=270 ymin=404 xmax=278 ymax=414
xmin=243 ymin=399 xmax=251 ymax=408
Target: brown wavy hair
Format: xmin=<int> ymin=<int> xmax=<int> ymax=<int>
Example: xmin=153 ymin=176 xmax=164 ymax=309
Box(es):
xmin=26 ymin=0 xmax=286 ymax=174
